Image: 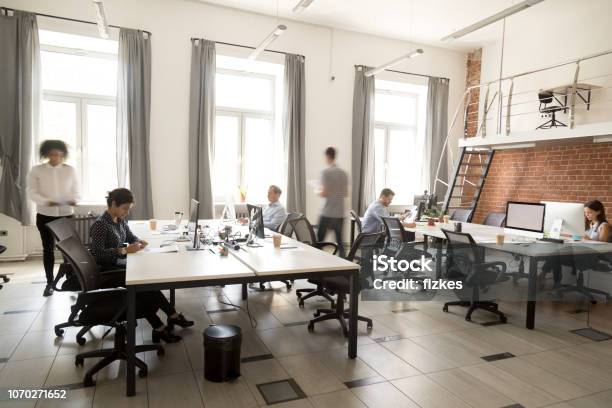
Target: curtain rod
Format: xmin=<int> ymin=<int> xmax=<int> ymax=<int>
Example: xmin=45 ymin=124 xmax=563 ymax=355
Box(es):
xmin=0 ymin=6 xmax=152 ymax=36
xmin=355 ymin=65 xmax=449 ymax=81
xmin=191 ymin=38 xmax=304 ymax=58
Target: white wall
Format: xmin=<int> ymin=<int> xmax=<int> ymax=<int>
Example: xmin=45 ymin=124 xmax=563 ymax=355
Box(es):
xmin=478 ymin=0 xmax=612 ymax=135
xmin=0 ymin=0 xmax=467 ymax=256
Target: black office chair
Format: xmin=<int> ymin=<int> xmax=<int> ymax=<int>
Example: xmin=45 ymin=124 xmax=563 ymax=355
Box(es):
xmin=483 ymin=212 xmax=506 ymax=227
xmin=278 ymin=212 xmax=303 ymax=238
xmin=381 ymin=216 xmax=416 ymax=244
xmin=349 ymin=210 xmax=362 ymax=247
xmin=555 ymin=233 xmax=612 ymax=303
xmin=307 ymin=232 xmax=383 ymax=336
xmin=536 ymin=91 xmax=567 ymax=129
xmin=290 ymin=215 xmax=339 ymax=308
xmin=55 ymin=236 xmax=164 ymax=387
xmin=450 ymin=209 xmax=473 ymax=223
xmin=441 ymin=229 xmax=507 ymax=322
xmin=0 ymin=245 xmax=9 ymax=289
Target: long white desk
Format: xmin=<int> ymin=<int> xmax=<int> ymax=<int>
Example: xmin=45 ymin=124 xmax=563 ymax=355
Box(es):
xmin=124 ymin=219 xmax=360 ymax=397
xmin=404 ymin=221 xmax=612 ymax=330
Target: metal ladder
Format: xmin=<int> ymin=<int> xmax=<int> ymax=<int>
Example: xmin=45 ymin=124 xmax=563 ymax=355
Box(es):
xmin=440 ymin=147 xmax=494 ymax=221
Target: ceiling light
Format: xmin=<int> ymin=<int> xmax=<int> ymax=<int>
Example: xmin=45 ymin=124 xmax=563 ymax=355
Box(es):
xmin=292 ymin=0 xmax=315 ymax=14
xmin=441 ymin=0 xmax=545 ymax=42
xmin=248 ymin=24 xmax=287 ymax=60
xmin=92 ymin=0 xmax=109 ymax=39
xmin=364 ymin=49 xmax=424 ymax=77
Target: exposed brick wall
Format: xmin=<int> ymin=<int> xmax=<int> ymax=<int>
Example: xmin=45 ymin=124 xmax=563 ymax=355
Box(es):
xmin=473 ymin=141 xmax=612 ymax=224
xmin=465 ymin=49 xmax=482 ymax=138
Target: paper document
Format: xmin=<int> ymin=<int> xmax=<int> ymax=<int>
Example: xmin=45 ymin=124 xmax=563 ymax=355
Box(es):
xmin=307 ymin=179 xmax=321 ymax=193
xmin=143 ymin=245 xmax=179 ymax=253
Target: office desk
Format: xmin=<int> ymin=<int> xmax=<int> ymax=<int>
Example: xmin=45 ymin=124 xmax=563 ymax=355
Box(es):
xmin=404 ymin=222 xmax=612 ymax=330
xmin=124 ymin=220 xmax=360 ymax=397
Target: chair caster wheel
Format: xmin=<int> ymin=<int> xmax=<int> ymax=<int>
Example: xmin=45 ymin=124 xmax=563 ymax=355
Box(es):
xmin=296 ymin=293 xmax=302 ymax=299
xmin=442 ymin=306 xmax=448 ymax=313
xmin=500 ymin=316 xmax=507 ymax=323
xmin=2 ymin=276 xmax=8 ymax=283
xmin=465 ymin=316 xmax=472 ymax=321
xmin=298 ymin=301 xmax=305 ymax=309
xmin=307 ymin=322 xmax=314 ymax=332
xmin=367 ymin=323 xmax=373 ymax=330
xmin=259 ymin=283 xmax=265 ymax=290
xmin=75 ymin=356 xmax=84 ymax=367
xmin=313 ymin=311 xmax=320 ymax=317
xmin=286 ymin=284 xmax=292 ymax=291
xmin=138 ymin=369 xmax=148 ymax=378
xmin=76 ymin=336 xmax=86 ymax=346
xmin=83 ymin=376 xmax=95 ymax=387
xmin=55 ymin=328 xmax=65 ymax=337
xmin=157 ymin=347 xmax=165 ymax=356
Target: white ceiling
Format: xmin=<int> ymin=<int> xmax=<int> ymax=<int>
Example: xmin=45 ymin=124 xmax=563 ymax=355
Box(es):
xmin=196 ymin=0 xmax=555 ymax=50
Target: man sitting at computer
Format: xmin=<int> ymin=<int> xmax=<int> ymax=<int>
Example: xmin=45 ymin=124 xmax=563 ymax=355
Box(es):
xmin=361 ymin=188 xmax=416 ymax=233
xmin=262 ymin=185 xmax=287 ymax=231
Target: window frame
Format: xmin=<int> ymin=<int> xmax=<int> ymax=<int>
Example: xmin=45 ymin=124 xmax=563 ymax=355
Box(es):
xmin=213 ymin=68 xmax=276 ymax=202
xmin=374 ymin=87 xmax=420 ymax=203
xmin=39 ymin=41 xmax=118 ymax=203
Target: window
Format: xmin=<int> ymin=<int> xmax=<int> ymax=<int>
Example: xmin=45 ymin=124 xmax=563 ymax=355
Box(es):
xmin=39 ymin=30 xmax=119 ymax=202
xmin=213 ymin=55 xmax=284 ymax=204
xmin=374 ymin=79 xmax=428 ymax=204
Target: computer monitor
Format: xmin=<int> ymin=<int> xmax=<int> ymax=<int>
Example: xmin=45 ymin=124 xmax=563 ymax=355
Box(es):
xmin=541 ymin=201 xmax=585 ymax=237
xmin=504 ymin=201 xmax=545 ymax=238
xmin=188 ymin=199 xmax=200 ymax=247
xmin=222 ymin=192 xmax=237 ymax=220
xmin=247 ymin=204 xmax=265 ymax=239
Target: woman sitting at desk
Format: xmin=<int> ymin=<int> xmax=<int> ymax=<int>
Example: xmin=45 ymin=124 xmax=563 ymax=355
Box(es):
xmin=90 ymin=188 xmax=193 ymax=343
xmin=541 ymin=199 xmax=610 ymax=289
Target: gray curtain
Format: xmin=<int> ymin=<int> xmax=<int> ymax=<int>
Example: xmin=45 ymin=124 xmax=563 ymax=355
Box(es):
xmin=351 ymin=66 xmax=376 ymax=215
xmin=116 ymin=28 xmax=153 ymax=219
xmin=425 ymin=77 xmax=449 ymax=200
xmin=188 ymin=39 xmax=215 ymax=219
xmin=0 ymin=11 xmax=40 ymax=225
xmin=283 ymin=54 xmax=306 ymax=214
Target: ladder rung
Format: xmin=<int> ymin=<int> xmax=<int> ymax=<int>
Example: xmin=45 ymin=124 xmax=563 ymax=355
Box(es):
xmin=450 ymin=196 xmax=477 ymax=199
xmin=465 ymin=151 xmax=491 ymax=155
xmin=460 ymin=162 xmax=489 ymax=166
xmin=447 ymin=206 xmax=474 ymax=210
xmin=456 ymin=173 xmax=484 ymax=177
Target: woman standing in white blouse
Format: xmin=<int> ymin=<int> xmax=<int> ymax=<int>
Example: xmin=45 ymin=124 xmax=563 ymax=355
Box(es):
xmin=27 ymin=140 xmax=80 ymax=297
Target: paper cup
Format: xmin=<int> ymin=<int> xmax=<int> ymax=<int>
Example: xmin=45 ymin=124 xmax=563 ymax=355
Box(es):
xmin=496 ymin=233 xmax=505 ymax=245
xmin=149 ymin=219 xmax=157 ymax=230
xmin=273 ymin=234 xmax=282 ymax=248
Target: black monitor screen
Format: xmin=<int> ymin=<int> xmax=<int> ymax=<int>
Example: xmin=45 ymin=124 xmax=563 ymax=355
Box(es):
xmin=188 ymin=199 xmax=200 ymax=247
xmin=505 ymin=201 xmax=545 ymax=233
xmin=247 ymin=204 xmax=265 ymax=239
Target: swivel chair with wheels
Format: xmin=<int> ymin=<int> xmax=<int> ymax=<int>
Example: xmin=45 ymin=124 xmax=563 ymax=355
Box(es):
xmin=290 ymin=215 xmax=339 ymax=308
xmin=349 ymin=210 xmax=363 ymax=247
xmin=47 ymin=218 xmax=124 ymax=345
xmin=536 ymin=91 xmax=567 ymax=129
xmin=307 ymin=232 xmax=383 ymax=336
xmin=55 ymin=236 xmax=164 ymax=387
xmin=381 ymin=216 xmax=415 ymax=244
xmin=0 ymin=245 xmax=9 ymax=289
xmin=441 ymin=229 xmax=507 ymax=322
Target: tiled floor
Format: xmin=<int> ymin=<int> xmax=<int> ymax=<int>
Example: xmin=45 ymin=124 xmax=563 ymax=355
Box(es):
xmin=1 ymin=260 xmax=612 ymax=407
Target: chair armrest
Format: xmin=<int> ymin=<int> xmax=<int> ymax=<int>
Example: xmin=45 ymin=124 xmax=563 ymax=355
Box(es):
xmin=314 ymin=241 xmax=339 ymax=255
xmin=77 ymin=288 xmax=127 ymax=305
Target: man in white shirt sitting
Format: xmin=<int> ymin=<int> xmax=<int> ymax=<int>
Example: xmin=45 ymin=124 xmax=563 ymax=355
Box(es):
xmin=361 ymin=188 xmax=415 ymax=234
xmin=262 ymin=185 xmax=288 ymax=231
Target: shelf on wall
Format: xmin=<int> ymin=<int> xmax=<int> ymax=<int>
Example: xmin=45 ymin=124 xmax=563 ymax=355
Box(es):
xmin=459 ymin=121 xmax=612 ymax=149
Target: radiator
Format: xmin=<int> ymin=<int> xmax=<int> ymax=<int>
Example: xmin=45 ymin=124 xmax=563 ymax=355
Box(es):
xmin=71 ymin=213 xmax=98 ymax=246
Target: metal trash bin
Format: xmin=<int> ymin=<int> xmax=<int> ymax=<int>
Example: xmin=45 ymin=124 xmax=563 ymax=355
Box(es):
xmin=203 ymin=324 xmax=242 ymax=382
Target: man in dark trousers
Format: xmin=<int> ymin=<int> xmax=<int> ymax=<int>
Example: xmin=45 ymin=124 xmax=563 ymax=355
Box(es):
xmin=317 ymin=147 xmax=348 ymax=257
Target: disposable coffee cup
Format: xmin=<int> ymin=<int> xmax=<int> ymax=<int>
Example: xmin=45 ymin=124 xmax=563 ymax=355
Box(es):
xmin=273 ymin=234 xmax=282 ymax=248
xmin=496 ymin=233 xmax=505 ymax=245
xmin=443 ymin=215 xmax=450 ymax=224
xmin=149 ymin=219 xmax=157 ymax=230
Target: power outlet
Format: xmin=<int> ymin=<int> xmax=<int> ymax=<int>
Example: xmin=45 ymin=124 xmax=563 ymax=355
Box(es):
xmin=0 ymin=230 xmax=7 ymax=236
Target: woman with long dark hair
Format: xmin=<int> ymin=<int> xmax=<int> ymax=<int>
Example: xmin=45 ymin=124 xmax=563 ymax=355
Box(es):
xmin=27 ymin=140 xmax=80 ymax=297
xmin=583 ymin=200 xmax=610 ymax=242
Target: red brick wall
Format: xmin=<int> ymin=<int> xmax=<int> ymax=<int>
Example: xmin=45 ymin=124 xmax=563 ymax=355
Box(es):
xmin=465 ymin=49 xmax=482 ymax=138
xmin=473 ymin=141 xmax=612 ymax=223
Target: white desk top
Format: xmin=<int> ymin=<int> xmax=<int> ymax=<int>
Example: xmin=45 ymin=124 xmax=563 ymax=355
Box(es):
xmin=126 ymin=219 xmax=358 ymax=285
xmin=126 ymin=245 xmax=255 ymax=285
